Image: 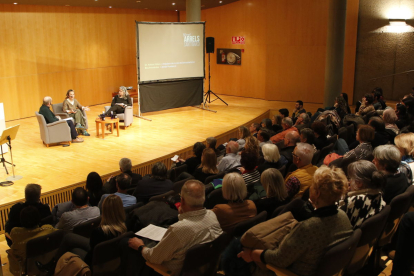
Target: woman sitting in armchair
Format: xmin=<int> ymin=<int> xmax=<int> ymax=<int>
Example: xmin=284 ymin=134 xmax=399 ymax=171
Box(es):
xmin=105 ymin=86 xmax=132 ymax=117
xmin=63 ymin=89 xmax=90 ymax=136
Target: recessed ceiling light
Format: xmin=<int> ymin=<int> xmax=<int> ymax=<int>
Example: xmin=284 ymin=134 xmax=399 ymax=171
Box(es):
xmin=65 ymin=4 xmax=70 ymax=6
xmin=136 ymin=0 xmax=141 ymax=2
xmin=172 ymin=3 xmax=175 ymax=5
xmin=175 ymin=10 xmax=178 ymax=11
xmin=13 ymin=2 xmax=17 ymax=4
xmin=109 ymin=6 xmax=112 ymax=8
xmin=219 ymin=1 xmax=223 ymax=3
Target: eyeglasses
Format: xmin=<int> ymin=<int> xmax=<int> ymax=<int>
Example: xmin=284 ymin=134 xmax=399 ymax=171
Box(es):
xmin=292 ymin=152 xmax=299 ymax=159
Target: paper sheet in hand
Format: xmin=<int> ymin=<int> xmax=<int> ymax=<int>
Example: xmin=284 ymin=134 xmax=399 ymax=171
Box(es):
xmin=135 ymin=224 xmax=168 ymax=241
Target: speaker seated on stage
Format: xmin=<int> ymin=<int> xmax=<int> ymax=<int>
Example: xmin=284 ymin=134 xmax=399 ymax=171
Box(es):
xmin=102 ymin=158 xmax=142 ymax=194
xmin=62 ymin=89 xmax=90 ymax=136
xmin=5 ymin=184 xmax=52 ymax=247
xmin=104 ymin=86 xmax=132 ymax=116
xmin=39 ymin=96 xmax=84 ymax=143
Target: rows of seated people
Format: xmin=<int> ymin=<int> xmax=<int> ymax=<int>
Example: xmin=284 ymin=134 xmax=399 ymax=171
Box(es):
xmin=4 ymin=88 xmax=414 ymax=276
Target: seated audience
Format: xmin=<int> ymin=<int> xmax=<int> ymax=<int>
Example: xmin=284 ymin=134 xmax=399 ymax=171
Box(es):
xmin=36 ymin=194 xmax=127 ymax=272
xmin=249 ymin=123 xmax=260 ymax=138
xmin=270 ymin=117 xmax=298 ymax=144
xmin=238 ymin=166 xmax=352 ymax=276
xmin=383 ymin=108 xmax=400 ymax=135
xmin=342 ymin=125 xmax=374 ymax=165
xmin=284 ymin=143 xmax=317 ymax=199
xmin=193 ymin=148 xmax=219 ymax=183
xmin=373 ymin=91 xmax=386 ymax=110
xmin=63 ymin=89 xmax=90 ymax=136
xmin=104 ymin=86 xmax=132 ymax=116
xmin=294 ymin=113 xmax=311 ymax=133
xmin=368 ymin=116 xmax=392 ymax=148
xmin=356 ymin=93 xmax=375 ymax=117
xmin=258 ymin=144 xmax=287 ymax=174
xmin=212 ymin=173 xmax=257 ymax=234
xmin=299 ymin=128 xmax=316 ymax=148
xmin=340 ymin=160 xmax=386 ymax=229
xmin=395 ymin=133 xmax=414 ymax=183
xmin=237 ymin=126 xmax=250 ymax=149
xmin=174 ymin=142 xmax=206 ymax=175
xmin=5 ymin=184 xmax=51 ymax=247
xmin=240 ymin=150 xmax=260 ymax=185
xmin=85 ymin=172 xmax=104 ymax=207
xmin=271 ymin=114 xmax=283 ymax=133
xmin=9 ymin=206 xmax=56 ymax=276
xmin=257 ymin=128 xmax=273 ymax=149
xmin=334 ymin=95 xmax=349 ymax=120
xmin=206 ymin=137 xmax=219 ymax=155
xmin=127 ymin=180 xmax=223 ymax=275
xmin=261 ymin=118 xmax=276 ymax=137
xmin=254 ymin=168 xmax=289 ymax=219
xmin=103 ymin=157 xmax=142 ymax=194
xmin=99 ymin=173 xmax=136 ymax=209
xmin=401 ymin=95 xmax=414 ymax=133
xmin=279 ymin=108 xmax=289 ymax=119
xmin=242 ymin=135 xmax=260 ymax=157
xmin=373 ymin=145 xmax=409 ymax=204
xmin=292 ymin=100 xmax=306 ymax=123
xmin=55 ymin=187 xmax=100 ymax=231
xmin=133 ymin=162 xmax=174 ymax=203
xmin=39 ymin=96 xmax=83 ymax=143
xmin=341 ymin=92 xmax=352 ymax=114
xmin=218 ymin=141 xmax=241 ymax=172
xmin=279 ymin=131 xmax=301 ymax=170
xmin=312 ymin=121 xmax=329 ymax=150
xmin=395 ymin=103 xmax=408 ymax=130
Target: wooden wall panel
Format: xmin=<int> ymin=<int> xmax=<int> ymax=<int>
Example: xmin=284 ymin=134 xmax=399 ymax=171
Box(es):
xmin=0 ymin=4 xmax=176 ymax=121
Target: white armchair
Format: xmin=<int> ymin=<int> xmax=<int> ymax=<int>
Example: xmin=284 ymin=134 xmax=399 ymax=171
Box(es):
xmin=35 ymin=112 xmax=72 ymax=147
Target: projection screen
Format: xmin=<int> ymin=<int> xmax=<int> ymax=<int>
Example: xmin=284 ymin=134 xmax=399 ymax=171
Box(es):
xmin=137 ymin=22 xmax=205 ymax=83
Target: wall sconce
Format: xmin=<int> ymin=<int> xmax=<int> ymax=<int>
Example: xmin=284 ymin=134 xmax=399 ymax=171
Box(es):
xmin=389 ymin=18 xmax=407 ymax=26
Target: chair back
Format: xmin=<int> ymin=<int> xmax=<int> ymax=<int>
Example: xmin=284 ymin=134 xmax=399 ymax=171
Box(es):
xmin=52 ymin=103 xmax=64 ymax=114
xmin=124 ymin=202 xmax=144 ymax=216
xmin=346 ymin=206 xmax=390 ymax=274
xmin=92 ymin=231 xmax=135 ymax=276
xmin=26 ymin=230 xmax=68 ymax=275
xmin=204 ymin=172 xmax=226 ymax=185
xmin=278 ymin=165 xmax=287 ymax=178
xmin=149 ymin=190 xmax=175 ymax=202
xmin=35 ymin=112 xmax=48 ymax=141
xmin=168 ymin=164 xmax=188 ymax=182
xmin=72 ymin=216 xmax=102 ymax=238
xmin=232 ymin=211 xmax=267 ymax=237
xmin=272 ymin=198 xmax=305 ymax=218
xmin=181 ymin=233 xmax=232 ymax=276
xmin=311 ymin=150 xmax=321 ymax=165
xmin=173 ymin=177 xmax=194 ymax=194
xmin=377 ymin=185 xmax=414 ymax=247
xmin=204 ymin=188 xmax=227 ymax=209
xmin=317 ymin=143 xmax=334 ymax=165
xmin=315 ymin=229 xmax=361 ymax=276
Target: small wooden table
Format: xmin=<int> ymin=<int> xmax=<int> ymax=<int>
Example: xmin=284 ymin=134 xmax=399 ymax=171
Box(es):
xmin=95 ymin=118 xmax=119 ymax=139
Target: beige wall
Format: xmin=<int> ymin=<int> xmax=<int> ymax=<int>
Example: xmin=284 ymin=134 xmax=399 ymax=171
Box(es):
xmin=0 ymin=4 xmax=177 ymax=121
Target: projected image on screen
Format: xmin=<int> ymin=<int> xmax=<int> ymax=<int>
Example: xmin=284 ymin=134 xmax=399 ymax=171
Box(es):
xmin=137 ymin=23 xmax=205 ymax=83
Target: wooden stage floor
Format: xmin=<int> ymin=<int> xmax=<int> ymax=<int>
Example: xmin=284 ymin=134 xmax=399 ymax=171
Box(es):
xmin=0 ymin=95 xmax=321 ymax=207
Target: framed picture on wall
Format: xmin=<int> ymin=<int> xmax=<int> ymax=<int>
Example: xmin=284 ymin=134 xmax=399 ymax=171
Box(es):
xmin=217 ymin=49 xmax=241 ymax=65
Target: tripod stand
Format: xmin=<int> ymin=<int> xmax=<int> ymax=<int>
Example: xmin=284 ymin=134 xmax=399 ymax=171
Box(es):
xmin=0 ymin=142 xmax=12 ymax=175
xmin=0 ymin=124 xmax=22 ymax=184
xmin=203 ymin=52 xmax=228 ymax=107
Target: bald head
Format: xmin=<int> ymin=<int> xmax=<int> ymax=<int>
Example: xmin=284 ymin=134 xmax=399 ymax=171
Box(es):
xmin=226 ymin=141 xmax=239 ymax=154
xmin=43 ymin=96 xmax=52 ymax=106
xmin=285 ymin=131 xmax=300 ymax=147
xmin=181 ymin=180 xmax=205 ymax=209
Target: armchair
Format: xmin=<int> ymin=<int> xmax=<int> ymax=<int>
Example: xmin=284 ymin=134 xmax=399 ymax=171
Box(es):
xmin=35 ymin=112 xmax=72 ymax=147
xmin=52 ymin=102 xmax=89 ymax=130
xmin=105 ymin=98 xmax=133 ymax=128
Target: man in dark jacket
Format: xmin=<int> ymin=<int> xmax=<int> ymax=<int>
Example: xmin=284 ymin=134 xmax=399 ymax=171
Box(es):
xmin=103 ymin=157 xmax=142 ymax=194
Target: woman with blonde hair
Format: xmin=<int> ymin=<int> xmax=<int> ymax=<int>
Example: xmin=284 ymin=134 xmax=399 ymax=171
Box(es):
xmin=237 ymin=126 xmax=251 ymax=148
xmin=254 ymin=168 xmax=289 ymax=219
xmin=238 ymin=166 xmax=353 ymax=276
xmin=257 ymin=144 xmax=287 ymax=174
xmin=193 ymin=148 xmax=219 ymax=183
xmin=212 ymin=173 xmax=257 ymax=233
xmin=395 ymin=133 xmax=414 ymax=182
xmin=243 ymin=135 xmax=260 ymax=157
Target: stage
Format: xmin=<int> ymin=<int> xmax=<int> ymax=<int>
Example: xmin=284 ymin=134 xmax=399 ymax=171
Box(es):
xmin=0 ymin=95 xmax=321 ymax=233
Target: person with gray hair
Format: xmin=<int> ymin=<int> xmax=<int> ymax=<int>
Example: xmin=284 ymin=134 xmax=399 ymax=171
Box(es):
xmin=212 ymin=173 xmax=257 ymax=233
xmin=284 ymin=142 xmax=318 ymax=199
xmin=373 ymin=145 xmax=410 ymax=204
xmin=39 ymin=96 xmax=84 ymax=143
xmin=104 ymin=86 xmax=132 ymax=116
xmin=258 ymin=144 xmax=287 ymax=174
xmin=270 ymin=117 xmax=299 ymax=144
xmin=294 ymin=113 xmax=311 ymax=133
xmin=340 ymin=160 xmax=386 ymax=229
xmin=280 ymin=131 xmax=301 ymax=169
xmin=128 ymin=179 xmax=223 ymax=275
xmin=102 ymin=157 xmax=142 ymax=194
xmin=217 ymin=141 xmax=241 ymax=172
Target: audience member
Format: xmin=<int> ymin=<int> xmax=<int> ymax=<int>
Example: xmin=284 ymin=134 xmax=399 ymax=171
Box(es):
xmin=103 ymin=157 xmax=142 ymax=194
xmin=174 ymin=142 xmax=206 ymax=175
xmin=242 ymin=135 xmax=260 ymax=158
xmin=373 ymin=91 xmax=386 ymax=110
xmin=341 ymin=160 xmax=386 ymax=229
xmin=5 ymin=184 xmax=51 ymax=247
xmin=258 ymin=144 xmax=287 ymax=174
xmin=212 ymin=173 xmax=257 ymax=234
xmin=284 ymin=143 xmax=317 ymax=199
xmin=217 ymin=141 xmax=241 ymax=172
xmin=334 ymin=95 xmax=349 ymax=119
xmin=395 ymin=103 xmax=408 ymax=130
xmin=395 ymin=133 xmax=414 ymax=183
xmin=85 ymin=172 xmax=104 ymax=207
xmin=270 ymin=117 xmax=298 ymax=144
xmin=99 ymin=173 xmax=136 ymax=209
xmin=368 ymin=116 xmax=392 ymax=148
xmin=356 ymin=93 xmax=375 ymax=117
xmin=238 ymin=166 xmax=352 ymax=276
xmin=237 ymin=126 xmax=250 ymax=149
xmin=206 ymin=137 xmax=219 ymax=155
xmin=249 ymin=123 xmax=260 ymax=138
xmin=39 ymin=96 xmax=83 ymax=143
xmin=240 ymin=150 xmax=260 ymax=185
xmin=383 ymin=108 xmax=400 ymax=135
xmin=193 ymin=148 xmax=219 ymax=183
xmin=292 ymin=100 xmax=306 ymax=123
xmin=294 ymin=113 xmax=311 ymax=133
xmin=341 ymin=92 xmax=352 ymax=114
xmin=271 ymin=114 xmax=283 ymax=133
xmin=257 ymin=128 xmax=272 ymax=149
xmin=312 ymin=121 xmax=329 ymax=150
xmin=133 ymin=162 xmax=174 ymax=203
xmin=373 ymin=145 xmax=409 ymax=204
xmin=279 ymin=131 xmax=301 ymax=170
xmin=127 ymin=180 xmax=223 ymax=275
xmin=261 ymin=118 xmax=276 ymax=137
xmin=299 ymin=128 xmax=316 ymax=148
xmin=342 ymin=125 xmax=374 ymax=165
xmin=279 ymin=108 xmax=289 ymax=118
xmin=254 ymin=168 xmax=289 ymax=219
xmin=9 ymin=206 xmax=56 ymax=275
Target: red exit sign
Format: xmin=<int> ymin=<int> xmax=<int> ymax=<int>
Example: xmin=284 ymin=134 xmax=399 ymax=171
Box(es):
xmin=232 ymin=36 xmax=245 ymax=44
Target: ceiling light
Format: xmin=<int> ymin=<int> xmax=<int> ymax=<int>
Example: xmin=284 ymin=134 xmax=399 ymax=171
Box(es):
xmin=65 ymin=4 xmax=70 ymax=6
xmin=136 ymin=0 xmax=141 ymax=2
xmin=13 ymin=2 xmax=17 ymax=4
xmin=219 ymin=1 xmax=223 ymax=3
xmin=172 ymin=3 xmax=175 ymax=5
xmin=109 ymin=6 xmax=112 ymax=8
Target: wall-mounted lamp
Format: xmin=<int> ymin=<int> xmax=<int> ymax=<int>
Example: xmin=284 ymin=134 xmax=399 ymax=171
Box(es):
xmin=389 ymin=18 xmax=407 ymax=26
